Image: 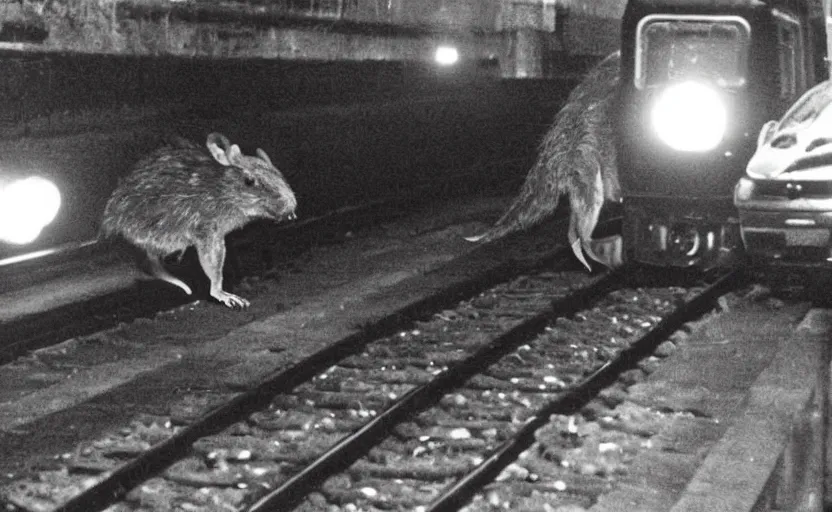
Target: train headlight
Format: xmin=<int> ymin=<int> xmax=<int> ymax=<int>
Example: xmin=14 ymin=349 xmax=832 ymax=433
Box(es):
xmin=0 ymin=176 xmax=62 ymax=245
xmin=651 ymin=81 xmax=727 ymax=152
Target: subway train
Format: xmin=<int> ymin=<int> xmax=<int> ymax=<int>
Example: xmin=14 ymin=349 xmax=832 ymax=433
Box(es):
xmin=616 ymin=0 xmax=827 ymax=268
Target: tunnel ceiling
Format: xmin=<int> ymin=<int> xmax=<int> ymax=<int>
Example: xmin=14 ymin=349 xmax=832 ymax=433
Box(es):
xmin=0 ymin=0 xmax=624 ymax=63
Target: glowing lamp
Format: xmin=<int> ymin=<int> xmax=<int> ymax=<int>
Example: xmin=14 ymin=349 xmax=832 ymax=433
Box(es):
xmin=651 ymin=81 xmax=728 ymax=152
xmin=434 ymin=46 xmax=459 ymax=66
xmin=0 ymin=176 xmax=62 ymax=245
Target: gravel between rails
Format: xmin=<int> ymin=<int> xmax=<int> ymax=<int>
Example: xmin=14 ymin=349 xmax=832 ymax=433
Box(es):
xmin=2 ymin=265 xmax=744 ymax=512
xmin=297 ymin=282 xmax=709 ymax=512
xmin=2 ymin=264 xmax=598 ymax=511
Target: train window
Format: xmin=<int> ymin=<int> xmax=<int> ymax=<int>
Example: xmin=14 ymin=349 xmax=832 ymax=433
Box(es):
xmin=635 ymin=15 xmax=751 ymax=90
xmin=773 ymin=10 xmax=805 ymax=100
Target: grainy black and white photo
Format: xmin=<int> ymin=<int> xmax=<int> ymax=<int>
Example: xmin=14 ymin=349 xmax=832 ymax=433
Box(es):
xmin=0 ymin=1 xmax=831 ymax=511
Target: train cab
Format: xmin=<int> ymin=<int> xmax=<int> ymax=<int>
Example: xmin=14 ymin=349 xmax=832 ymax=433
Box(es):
xmin=616 ymin=0 xmax=824 ymax=268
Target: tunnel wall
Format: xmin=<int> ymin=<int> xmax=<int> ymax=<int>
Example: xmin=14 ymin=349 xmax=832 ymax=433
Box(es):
xmin=0 ymin=0 xmax=624 ymax=65
xmin=0 ymin=56 xmax=585 ymax=259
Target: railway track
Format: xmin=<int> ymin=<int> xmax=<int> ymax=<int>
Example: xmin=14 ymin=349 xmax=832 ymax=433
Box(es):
xmin=2 ymin=239 xmax=742 ymax=512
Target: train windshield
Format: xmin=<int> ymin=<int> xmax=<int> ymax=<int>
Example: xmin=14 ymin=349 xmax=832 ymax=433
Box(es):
xmin=635 ymin=15 xmax=750 ymax=89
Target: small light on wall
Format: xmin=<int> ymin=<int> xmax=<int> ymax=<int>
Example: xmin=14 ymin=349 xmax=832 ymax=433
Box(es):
xmin=434 ymin=45 xmax=459 ymax=66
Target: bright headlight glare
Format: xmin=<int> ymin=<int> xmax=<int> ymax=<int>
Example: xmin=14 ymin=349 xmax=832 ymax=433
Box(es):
xmin=435 ymin=46 xmax=459 ymax=66
xmin=0 ymin=176 xmax=62 ymax=245
xmin=651 ymin=81 xmax=728 ymax=152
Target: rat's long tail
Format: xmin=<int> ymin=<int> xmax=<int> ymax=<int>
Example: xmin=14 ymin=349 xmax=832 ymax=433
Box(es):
xmin=143 ymin=253 xmax=193 ymax=295
xmin=466 ymin=51 xmax=620 ymax=253
xmin=465 ymin=137 xmax=566 ymax=243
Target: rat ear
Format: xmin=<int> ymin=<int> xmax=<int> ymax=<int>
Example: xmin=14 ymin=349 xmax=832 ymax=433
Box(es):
xmin=256 ymin=148 xmax=273 ymax=167
xmin=207 ymin=134 xmax=233 ymax=166
xmin=206 ymin=132 xmax=231 ymax=150
xmin=226 ymin=144 xmax=246 ymax=167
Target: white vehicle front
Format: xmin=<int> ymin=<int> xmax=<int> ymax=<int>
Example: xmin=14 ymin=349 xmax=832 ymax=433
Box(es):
xmin=735 ymin=79 xmax=832 ymax=263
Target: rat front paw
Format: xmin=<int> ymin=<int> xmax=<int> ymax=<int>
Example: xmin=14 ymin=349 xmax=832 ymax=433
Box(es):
xmin=212 ymin=290 xmax=250 ymax=309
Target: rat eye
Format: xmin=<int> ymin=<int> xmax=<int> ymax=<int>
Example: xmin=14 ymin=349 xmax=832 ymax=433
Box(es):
xmin=244 ymin=175 xmax=257 ymax=187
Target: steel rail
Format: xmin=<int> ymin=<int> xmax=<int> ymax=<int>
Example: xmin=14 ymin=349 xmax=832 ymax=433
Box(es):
xmin=245 ymin=270 xmax=624 ymax=512
xmin=426 ymin=268 xmax=746 ymax=512
xmin=50 ymin=220 xmax=582 ymax=512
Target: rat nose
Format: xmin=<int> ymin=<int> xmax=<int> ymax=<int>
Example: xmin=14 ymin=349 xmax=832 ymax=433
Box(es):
xmin=280 ymin=197 xmax=297 ymax=221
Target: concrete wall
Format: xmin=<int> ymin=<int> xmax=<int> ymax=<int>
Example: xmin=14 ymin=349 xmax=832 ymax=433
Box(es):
xmin=0 ymin=0 xmax=623 ymax=65
xmin=351 ymin=0 xmax=499 ymax=30
xmin=0 ymin=56 xmax=581 ymax=259
xmin=0 ymin=1 xmax=624 ymax=258
xmin=497 ymin=0 xmax=623 ymax=78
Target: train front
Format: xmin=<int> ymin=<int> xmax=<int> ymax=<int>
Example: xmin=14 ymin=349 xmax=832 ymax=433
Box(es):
xmin=616 ymin=0 xmax=812 ymax=268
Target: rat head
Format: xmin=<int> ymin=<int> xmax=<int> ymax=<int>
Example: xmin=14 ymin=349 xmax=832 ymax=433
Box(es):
xmin=746 ymin=80 xmax=832 ymax=180
xmin=206 ymin=132 xmax=297 ymax=221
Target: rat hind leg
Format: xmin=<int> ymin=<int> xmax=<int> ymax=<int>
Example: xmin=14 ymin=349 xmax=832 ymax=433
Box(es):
xmin=568 ymin=166 xmax=605 ymax=270
xmin=568 ymin=211 xmax=594 ymax=272
xmin=567 ymin=165 xmax=625 ymax=271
